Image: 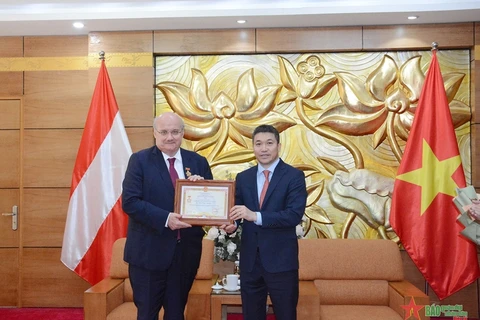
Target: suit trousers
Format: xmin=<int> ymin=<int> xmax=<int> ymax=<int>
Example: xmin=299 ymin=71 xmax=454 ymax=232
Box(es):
xmin=240 ymin=250 xmax=299 ymax=320
xmin=129 ymin=240 xmax=195 ymax=320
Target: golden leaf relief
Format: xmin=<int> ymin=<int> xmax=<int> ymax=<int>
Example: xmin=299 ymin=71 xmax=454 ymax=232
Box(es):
xmin=314 ymin=55 xmax=468 ymax=161
xmin=156 ymin=68 xmax=296 ymax=166
xmin=326 ymin=169 xmax=394 ymax=239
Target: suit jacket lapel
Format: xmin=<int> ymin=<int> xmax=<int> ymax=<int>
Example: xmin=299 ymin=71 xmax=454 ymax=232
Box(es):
xmin=249 ymin=166 xmax=261 ymax=209
xmin=180 ymin=149 xmax=193 ymax=178
xmin=152 ymin=147 xmax=175 ymax=196
xmin=262 ymin=159 xmax=287 ymax=208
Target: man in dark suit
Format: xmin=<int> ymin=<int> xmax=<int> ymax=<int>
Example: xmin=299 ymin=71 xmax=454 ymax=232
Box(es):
xmin=122 ymin=112 xmax=212 ymax=320
xmin=227 ymin=124 xmax=307 ymax=320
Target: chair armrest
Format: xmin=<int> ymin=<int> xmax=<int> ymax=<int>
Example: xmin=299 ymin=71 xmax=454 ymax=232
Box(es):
xmin=186 ymin=279 xmax=213 ymax=320
xmin=84 ymin=277 xmax=125 ymax=320
xmin=388 ymin=280 xmax=430 ymax=320
xmin=298 ymin=281 xmax=320 ymax=320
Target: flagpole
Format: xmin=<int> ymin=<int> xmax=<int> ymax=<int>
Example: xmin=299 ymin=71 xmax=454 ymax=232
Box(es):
xmin=99 ymin=50 xmax=105 ymax=60
xmin=477 ymin=278 xmax=480 ymax=319
xmin=422 ymin=40 xmax=437 ymax=301
xmin=422 ymin=41 xmax=438 ymax=304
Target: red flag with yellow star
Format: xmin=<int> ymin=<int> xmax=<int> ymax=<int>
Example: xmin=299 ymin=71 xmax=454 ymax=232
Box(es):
xmin=390 ymin=50 xmax=479 ymax=300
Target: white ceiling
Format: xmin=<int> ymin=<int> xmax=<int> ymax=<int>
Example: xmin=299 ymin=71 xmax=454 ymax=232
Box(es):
xmin=0 ymin=0 xmax=480 ymax=37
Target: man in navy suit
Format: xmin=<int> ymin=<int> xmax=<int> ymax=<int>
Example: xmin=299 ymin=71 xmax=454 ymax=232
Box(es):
xmin=122 ymin=112 xmax=212 ymax=320
xmin=226 ymin=124 xmax=307 ymax=320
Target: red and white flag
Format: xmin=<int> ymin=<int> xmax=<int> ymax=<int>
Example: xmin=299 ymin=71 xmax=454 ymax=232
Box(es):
xmin=61 ymin=60 xmax=132 ymax=285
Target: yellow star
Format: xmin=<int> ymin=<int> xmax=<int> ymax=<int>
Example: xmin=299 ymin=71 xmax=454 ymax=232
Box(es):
xmin=396 ymin=139 xmax=462 ymax=215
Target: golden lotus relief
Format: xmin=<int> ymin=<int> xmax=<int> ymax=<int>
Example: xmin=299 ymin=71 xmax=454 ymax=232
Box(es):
xmin=155 ymin=51 xmax=471 ymax=240
xmin=157 ymin=68 xmax=296 ymax=167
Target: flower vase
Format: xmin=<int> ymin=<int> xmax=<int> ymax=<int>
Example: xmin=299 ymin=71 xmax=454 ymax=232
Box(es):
xmin=213 ymin=259 xmax=235 ymax=277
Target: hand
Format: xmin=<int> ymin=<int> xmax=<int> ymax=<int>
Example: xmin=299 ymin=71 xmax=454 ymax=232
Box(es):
xmin=167 ymin=212 xmax=192 ymax=230
xmin=230 ymin=205 xmax=256 ymax=222
xmin=187 ymin=174 xmax=204 ymax=181
xmin=219 ymin=223 xmax=237 ymax=234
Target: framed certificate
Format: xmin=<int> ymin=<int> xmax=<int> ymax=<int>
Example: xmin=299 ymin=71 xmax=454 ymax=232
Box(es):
xmin=174 ymin=180 xmax=235 ymax=226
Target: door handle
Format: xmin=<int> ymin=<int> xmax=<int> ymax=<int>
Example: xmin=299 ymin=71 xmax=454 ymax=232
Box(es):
xmin=2 ymin=205 xmax=18 ymax=231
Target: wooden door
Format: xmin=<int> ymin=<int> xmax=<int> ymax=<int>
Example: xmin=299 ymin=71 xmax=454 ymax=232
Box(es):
xmin=0 ymin=98 xmax=21 ymax=306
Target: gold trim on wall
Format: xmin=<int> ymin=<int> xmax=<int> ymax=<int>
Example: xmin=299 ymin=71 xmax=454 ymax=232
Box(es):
xmin=87 ymin=52 xmax=153 ymax=68
xmin=0 ymin=53 xmax=153 ymax=71
xmin=0 ymin=57 xmax=87 ymax=71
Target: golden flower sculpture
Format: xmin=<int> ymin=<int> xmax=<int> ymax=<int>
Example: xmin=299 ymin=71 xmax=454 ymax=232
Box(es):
xmin=315 ymin=55 xmax=470 ymax=162
xmin=156 ymin=68 xmax=296 ymax=166
xmin=276 ymin=55 xmax=366 ymax=168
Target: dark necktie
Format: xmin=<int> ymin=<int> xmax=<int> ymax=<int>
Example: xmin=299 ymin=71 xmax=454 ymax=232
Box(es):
xmin=259 ymin=170 xmax=270 ymax=207
xmin=168 ymin=157 xmax=181 ymax=239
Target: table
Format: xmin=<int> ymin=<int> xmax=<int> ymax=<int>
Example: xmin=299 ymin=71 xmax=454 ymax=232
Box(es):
xmin=210 ymin=289 xmax=272 ymax=320
xmin=210 ymin=281 xmax=320 ymax=320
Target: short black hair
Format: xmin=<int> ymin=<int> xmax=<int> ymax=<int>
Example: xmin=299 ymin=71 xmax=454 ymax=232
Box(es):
xmin=252 ymin=125 xmax=280 ymax=143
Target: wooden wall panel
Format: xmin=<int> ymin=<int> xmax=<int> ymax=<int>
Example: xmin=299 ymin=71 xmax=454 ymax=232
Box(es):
xmin=0 ymin=248 xmax=19 ymax=306
xmin=22 ymin=248 xmax=90 ymax=307
xmin=0 ymin=130 xmax=20 ymax=188
xmin=0 ymin=36 xmax=23 ymax=96
xmin=24 ymin=36 xmax=87 ymax=57
xmin=89 ymin=31 xmax=152 ymax=53
xmin=0 ymin=36 xmax=23 ymax=56
xmin=23 ymin=129 xmax=81 ymax=188
xmin=476 ymin=22 xmax=480 ymax=45
xmin=256 ymin=27 xmax=362 ymax=52
xmin=88 ymin=31 xmax=154 ymax=127
xmin=400 ymin=251 xmax=425 ymax=292
xmin=23 ymin=188 xmax=70 ymax=247
xmin=89 ymin=67 xmax=154 ymax=127
xmin=0 ymin=189 xmax=20 ymax=247
xmin=23 ymin=36 xmax=90 ymax=129
xmin=363 ymin=23 xmax=474 ymax=50
xmin=0 ymin=72 xmax=23 ymax=97
xmin=0 ymin=99 xmax=20 ymax=130
xmin=23 ymin=71 xmax=90 ymax=128
xmin=154 ymin=29 xmax=255 ymax=54
xmin=126 ymin=127 xmax=155 ymax=152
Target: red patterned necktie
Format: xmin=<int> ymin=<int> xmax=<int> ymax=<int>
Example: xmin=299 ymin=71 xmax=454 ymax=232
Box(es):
xmin=168 ymin=157 xmax=181 ymax=240
xmin=168 ymin=158 xmax=179 ymax=188
xmin=259 ymin=170 xmax=270 ymax=207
